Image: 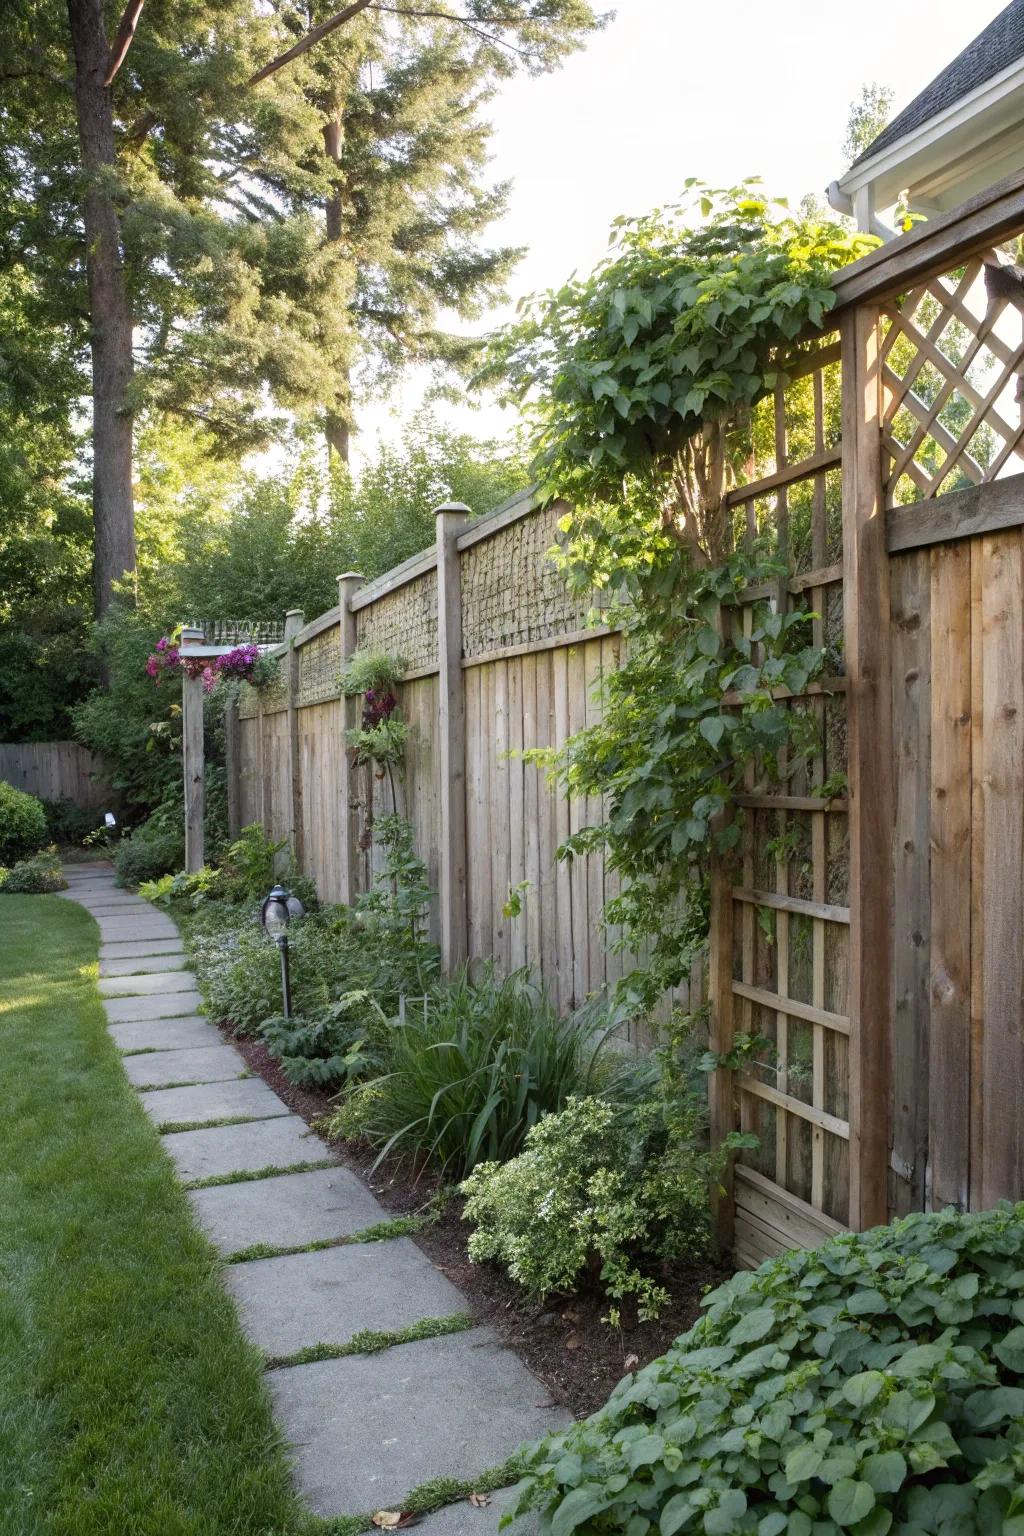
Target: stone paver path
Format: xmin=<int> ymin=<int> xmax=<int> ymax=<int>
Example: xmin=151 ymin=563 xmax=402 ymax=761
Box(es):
xmin=63 ymin=864 xmax=564 ymax=1530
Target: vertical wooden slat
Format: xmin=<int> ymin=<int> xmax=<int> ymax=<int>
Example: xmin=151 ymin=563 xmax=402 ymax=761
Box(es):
xmin=928 ymin=541 xmax=971 ymax=1210
xmin=567 ymin=644 xmax=588 ymax=1005
xmin=491 ymin=659 xmax=511 ymax=975
xmin=969 ymin=542 xmax=986 ymax=1211
xmin=889 ymin=550 xmax=931 ymax=1215
xmin=507 ymin=660 xmax=526 ymax=973
xmin=224 ymin=696 xmax=242 ymax=837
xmin=552 ymin=645 xmax=573 ymax=1012
xmin=284 ymin=609 xmax=304 ymax=864
xmin=979 ymin=532 xmax=1024 ymax=1205
xmin=521 ymin=651 xmax=542 ymax=980
xmin=584 ymin=641 xmax=606 ymax=996
xmin=336 ymin=572 xmax=362 ymax=906
xmin=841 ymin=303 xmax=892 ymax=1232
xmin=434 ymin=504 xmax=470 ymax=972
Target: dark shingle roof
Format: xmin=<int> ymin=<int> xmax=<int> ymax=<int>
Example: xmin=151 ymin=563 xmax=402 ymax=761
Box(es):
xmin=853 ymin=0 xmax=1024 ymax=166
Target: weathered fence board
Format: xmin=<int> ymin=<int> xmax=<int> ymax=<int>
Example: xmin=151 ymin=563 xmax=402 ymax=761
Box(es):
xmin=0 ymin=741 xmax=110 ymax=808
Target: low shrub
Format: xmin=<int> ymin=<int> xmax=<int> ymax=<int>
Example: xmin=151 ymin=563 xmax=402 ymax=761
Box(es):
xmin=333 ymin=969 xmax=608 ymax=1179
xmin=195 ymin=908 xmax=337 ymax=1033
xmin=114 ymin=815 xmax=184 ymax=886
xmin=260 ymin=991 xmax=390 ymax=1088
xmin=510 ymin=1201 xmax=1024 ymax=1535
xmin=41 ymin=797 xmax=105 ymax=847
xmin=0 ymin=846 xmax=67 ymax=894
xmin=0 ymin=781 xmax=48 ymax=864
xmin=461 ymin=1092 xmax=712 ymax=1323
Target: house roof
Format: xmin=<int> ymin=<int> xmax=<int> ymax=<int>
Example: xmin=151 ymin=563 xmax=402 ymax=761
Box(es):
xmin=853 ymin=0 xmax=1024 ymax=167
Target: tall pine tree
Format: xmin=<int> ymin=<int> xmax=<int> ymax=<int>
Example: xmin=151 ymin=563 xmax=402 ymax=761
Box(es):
xmin=0 ymin=0 xmax=604 ymax=612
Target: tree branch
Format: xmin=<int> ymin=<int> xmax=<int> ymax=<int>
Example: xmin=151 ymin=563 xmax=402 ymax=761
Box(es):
xmin=368 ymin=3 xmax=540 ymax=60
xmin=247 ymin=0 xmax=375 ymax=87
xmin=104 ymin=0 xmax=146 ymax=87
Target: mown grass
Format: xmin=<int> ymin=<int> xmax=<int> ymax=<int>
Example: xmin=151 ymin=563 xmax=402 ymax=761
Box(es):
xmin=0 ymin=895 xmax=311 ymax=1536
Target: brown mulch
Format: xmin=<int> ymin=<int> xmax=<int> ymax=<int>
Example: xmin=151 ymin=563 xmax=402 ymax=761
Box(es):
xmin=221 ymin=1023 xmax=729 ymax=1419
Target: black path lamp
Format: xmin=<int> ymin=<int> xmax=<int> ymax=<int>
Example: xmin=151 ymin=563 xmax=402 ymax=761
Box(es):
xmin=260 ymin=884 xmax=305 ymax=1018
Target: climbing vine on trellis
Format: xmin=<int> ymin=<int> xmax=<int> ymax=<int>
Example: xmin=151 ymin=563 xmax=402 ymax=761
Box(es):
xmin=495 ymin=183 xmax=875 ymax=1005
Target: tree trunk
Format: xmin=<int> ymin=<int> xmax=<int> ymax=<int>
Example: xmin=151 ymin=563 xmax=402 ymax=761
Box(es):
xmin=67 ymin=0 xmax=136 ymax=616
xmin=323 ymin=113 xmax=351 ymax=465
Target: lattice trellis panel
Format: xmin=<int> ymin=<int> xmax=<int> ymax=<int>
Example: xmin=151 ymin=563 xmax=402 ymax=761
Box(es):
xmin=461 ymin=504 xmax=597 ymax=659
xmin=298 ymin=629 xmax=340 ymax=707
xmin=882 ymin=254 xmax=1024 ymax=508
xmin=715 ymin=340 xmax=851 ymax=1259
xmin=354 ymin=570 xmax=438 ymax=673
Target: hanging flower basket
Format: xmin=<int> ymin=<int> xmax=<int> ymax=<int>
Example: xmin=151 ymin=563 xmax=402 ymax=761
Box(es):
xmin=145 ymin=639 xmax=262 ymax=692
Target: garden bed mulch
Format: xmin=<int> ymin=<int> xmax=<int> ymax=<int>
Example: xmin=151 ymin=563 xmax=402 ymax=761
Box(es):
xmin=223 ymin=1025 xmax=729 ymax=1420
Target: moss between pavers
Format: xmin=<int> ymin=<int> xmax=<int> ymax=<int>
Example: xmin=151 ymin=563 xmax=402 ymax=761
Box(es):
xmin=226 ymin=1214 xmax=425 ymax=1265
xmin=184 ymin=1158 xmax=333 ymax=1191
xmin=264 ymin=1312 xmax=475 ymax=1370
xmin=314 ymin=1455 xmax=527 ymax=1536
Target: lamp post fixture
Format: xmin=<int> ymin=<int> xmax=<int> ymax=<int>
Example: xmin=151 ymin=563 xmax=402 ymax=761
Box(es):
xmin=259 ymin=883 xmax=305 ymax=1018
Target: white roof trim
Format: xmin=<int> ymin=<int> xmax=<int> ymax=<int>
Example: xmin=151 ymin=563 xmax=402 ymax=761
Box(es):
xmin=837 ymin=52 xmax=1024 ymax=195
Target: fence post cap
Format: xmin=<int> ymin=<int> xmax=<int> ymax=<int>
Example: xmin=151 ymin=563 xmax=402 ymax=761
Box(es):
xmin=336 ymin=571 xmax=364 ymax=583
xmin=433 ymin=501 xmax=472 ymax=517
xmin=180 ymin=625 xmax=204 ymax=647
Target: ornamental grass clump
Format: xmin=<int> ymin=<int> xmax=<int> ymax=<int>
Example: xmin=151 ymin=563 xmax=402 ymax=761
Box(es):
xmin=509 ymin=1202 xmax=1024 ymax=1535
xmin=333 ymin=970 xmax=604 ymax=1179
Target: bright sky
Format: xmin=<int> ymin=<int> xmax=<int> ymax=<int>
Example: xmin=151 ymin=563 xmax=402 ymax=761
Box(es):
xmin=353 ymin=0 xmax=1008 ymax=465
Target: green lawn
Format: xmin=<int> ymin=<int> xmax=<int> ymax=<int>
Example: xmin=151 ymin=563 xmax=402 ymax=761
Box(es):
xmin=0 ymin=895 xmax=310 ymax=1536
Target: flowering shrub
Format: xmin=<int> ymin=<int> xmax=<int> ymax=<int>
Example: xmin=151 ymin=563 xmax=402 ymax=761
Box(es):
xmin=145 ymin=638 xmax=263 ymax=692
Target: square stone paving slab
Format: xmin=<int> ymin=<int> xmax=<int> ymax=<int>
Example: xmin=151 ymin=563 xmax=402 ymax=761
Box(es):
xmin=99 ymin=970 xmax=197 ymax=997
xmin=161 ymin=1116 xmax=333 ymax=1182
xmin=97 ymin=918 xmax=181 ymax=942
xmin=140 ymin=1077 xmax=288 ymax=1129
xmin=110 ymin=1017 xmax=222 ymax=1054
xmin=225 ymin=1239 xmax=467 ymax=1358
xmin=416 ymin=1486 xmax=539 ymax=1534
xmin=103 ymin=990 xmax=203 ymax=1023
xmin=100 ymin=937 xmax=187 ymax=960
xmin=100 ymin=952 xmax=188 ymax=977
xmin=189 ymin=1167 xmax=388 ymax=1255
xmin=124 ymin=1043 xmax=245 ymax=1090
xmin=266 ymin=1327 xmax=570 ymax=1515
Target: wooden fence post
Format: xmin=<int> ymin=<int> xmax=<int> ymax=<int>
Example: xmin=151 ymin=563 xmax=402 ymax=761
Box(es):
xmin=841 ymin=302 xmax=893 ymax=1232
xmin=284 ymin=609 xmax=304 ymax=864
xmin=180 ymin=625 xmax=205 ymax=873
xmin=224 ymin=694 xmax=242 ymax=837
xmin=336 ymin=573 xmax=363 ymax=905
xmin=435 ymin=503 xmax=470 ymax=973
xmin=708 ymin=845 xmax=736 ymax=1252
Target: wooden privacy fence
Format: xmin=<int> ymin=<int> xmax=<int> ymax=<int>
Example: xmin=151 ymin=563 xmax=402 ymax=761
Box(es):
xmin=189 ymin=168 xmax=1024 ymax=1260
xmin=0 ymin=741 xmax=109 ymax=807
xmin=186 ymin=491 xmax=697 ymax=1031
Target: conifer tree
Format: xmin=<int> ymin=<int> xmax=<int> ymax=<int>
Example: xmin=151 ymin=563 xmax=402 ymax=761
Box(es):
xmin=0 ymin=0 xmax=604 ymax=612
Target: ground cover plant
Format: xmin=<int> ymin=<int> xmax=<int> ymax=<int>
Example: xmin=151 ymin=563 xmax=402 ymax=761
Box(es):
xmin=0 ymin=845 xmax=66 ymax=893
xmin=508 ymin=1202 xmax=1024 ymax=1534
xmin=0 ymin=894 xmax=311 ymax=1536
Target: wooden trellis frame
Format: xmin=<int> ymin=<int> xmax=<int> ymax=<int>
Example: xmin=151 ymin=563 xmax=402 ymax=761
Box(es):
xmin=712 ymin=167 xmax=1024 ymax=1260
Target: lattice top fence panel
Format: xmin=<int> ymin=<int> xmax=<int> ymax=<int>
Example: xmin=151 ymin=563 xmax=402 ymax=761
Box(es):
xmin=298 ymin=628 xmax=340 ymax=707
xmin=461 ymin=502 xmax=598 ymax=659
xmin=881 ymin=253 xmax=1024 ymax=509
xmin=185 ymin=618 xmax=286 ymax=645
xmin=354 ymin=569 xmax=438 ymax=673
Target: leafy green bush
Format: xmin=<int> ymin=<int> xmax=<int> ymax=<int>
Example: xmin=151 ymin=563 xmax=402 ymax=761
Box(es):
xmin=0 ymin=781 xmax=48 ymax=864
xmin=0 ymin=846 xmax=67 ymax=893
xmin=114 ymin=816 xmax=184 ymax=886
xmin=260 ymin=991 xmax=389 ymax=1088
xmin=333 ymin=970 xmax=606 ymax=1178
xmin=461 ymin=1093 xmax=711 ymax=1322
xmin=219 ymin=823 xmax=290 ymax=903
xmin=195 ymin=910 xmax=336 ymax=1034
xmin=510 ymin=1202 xmax=1024 ymax=1535
xmin=41 ymin=797 xmax=104 ymax=847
